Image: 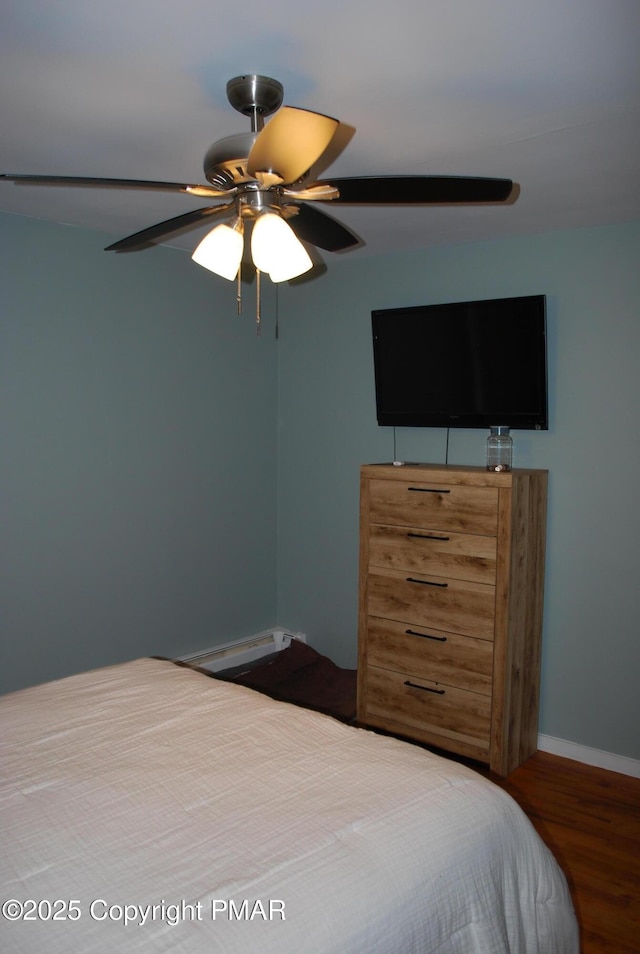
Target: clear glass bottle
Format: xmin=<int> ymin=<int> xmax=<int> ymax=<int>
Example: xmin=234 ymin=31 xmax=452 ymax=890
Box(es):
xmin=486 ymin=426 xmax=512 ymax=472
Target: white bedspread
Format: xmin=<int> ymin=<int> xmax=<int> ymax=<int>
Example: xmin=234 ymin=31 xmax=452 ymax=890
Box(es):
xmin=0 ymin=658 xmax=578 ymax=953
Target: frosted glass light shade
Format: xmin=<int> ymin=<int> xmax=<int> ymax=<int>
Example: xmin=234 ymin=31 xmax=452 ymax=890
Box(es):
xmin=251 ymin=213 xmax=312 ymax=282
xmin=191 ymin=222 xmax=243 ymax=280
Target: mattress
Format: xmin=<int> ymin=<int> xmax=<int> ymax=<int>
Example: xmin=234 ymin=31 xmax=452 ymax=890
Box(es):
xmin=0 ymin=657 xmax=579 ymax=953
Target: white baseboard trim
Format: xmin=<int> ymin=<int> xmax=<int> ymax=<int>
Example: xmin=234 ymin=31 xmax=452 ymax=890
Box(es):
xmin=177 ymin=628 xmax=307 ymax=672
xmin=538 ymin=734 xmax=640 ymax=779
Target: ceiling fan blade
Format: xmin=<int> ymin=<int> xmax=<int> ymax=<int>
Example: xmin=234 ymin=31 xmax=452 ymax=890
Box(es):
xmin=247 ymin=106 xmax=340 ymax=186
xmin=0 ymin=173 xmax=231 ymax=198
xmin=105 ymin=203 xmax=234 ymax=252
xmin=286 ymin=203 xmax=360 ymax=252
xmin=309 ymin=175 xmax=514 ymax=204
xmin=291 ymin=122 xmax=356 ymax=184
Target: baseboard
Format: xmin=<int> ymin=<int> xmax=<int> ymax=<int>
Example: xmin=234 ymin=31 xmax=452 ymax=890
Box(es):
xmin=538 ymin=734 xmax=640 ymax=779
xmin=177 ymin=628 xmax=307 ymax=672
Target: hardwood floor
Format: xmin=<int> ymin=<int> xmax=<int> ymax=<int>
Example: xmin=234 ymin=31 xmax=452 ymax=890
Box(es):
xmin=484 ymin=752 xmax=640 ymax=954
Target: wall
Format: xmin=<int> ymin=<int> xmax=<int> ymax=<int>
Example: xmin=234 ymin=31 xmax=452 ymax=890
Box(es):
xmin=0 ymin=212 xmax=278 ymax=693
xmin=276 ymin=221 xmax=640 ymax=761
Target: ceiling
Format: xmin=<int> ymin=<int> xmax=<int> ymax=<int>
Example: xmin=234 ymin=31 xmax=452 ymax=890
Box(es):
xmin=1 ymin=0 xmax=639 ymax=267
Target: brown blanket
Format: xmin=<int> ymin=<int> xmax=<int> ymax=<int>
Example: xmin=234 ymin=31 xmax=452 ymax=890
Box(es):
xmin=215 ymin=640 xmax=357 ymax=723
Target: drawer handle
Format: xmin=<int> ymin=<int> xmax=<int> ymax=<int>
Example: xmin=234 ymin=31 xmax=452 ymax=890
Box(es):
xmin=404 ymin=680 xmax=445 ymax=695
xmin=406 ymin=577 xmax=449 ymax=588
xmin=407 ymin=531 xmax=450 ymax=541
xmin=406 ymin=628 xmax=447 ymax=642
xmin=407 ymin=487 xmax=450 ymax=494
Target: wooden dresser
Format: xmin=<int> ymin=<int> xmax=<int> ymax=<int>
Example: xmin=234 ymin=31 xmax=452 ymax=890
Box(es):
xmin=357 ymin=463 xmax=548 ymax=776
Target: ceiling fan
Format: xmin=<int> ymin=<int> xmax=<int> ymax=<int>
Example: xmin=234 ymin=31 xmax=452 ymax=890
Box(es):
xmin=1 ymin=74 xmax=514 ymax=316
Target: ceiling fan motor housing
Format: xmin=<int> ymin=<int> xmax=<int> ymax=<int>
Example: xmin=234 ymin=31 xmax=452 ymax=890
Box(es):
xmin=204 ymin=76 xmax=286 ymax=189
xmin=203 ymin=132 xmax=258 ymax=189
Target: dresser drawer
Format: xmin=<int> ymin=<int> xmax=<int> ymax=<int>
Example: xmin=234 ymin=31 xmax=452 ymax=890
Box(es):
xmin=368 ymin=523 xmax=497 ymax=584
xmin=367 ymin=617 xmax=493 ymax=695
xmin=368 ymin=478 xmax=498 ymax=535
xmin=368 ymin=566 xmax=495 ymax=640
xmin=364 ymin=665 xmax=491 ymax=748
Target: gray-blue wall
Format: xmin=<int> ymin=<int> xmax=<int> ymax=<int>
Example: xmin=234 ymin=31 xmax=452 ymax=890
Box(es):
xmin=276 ymin=221 xmax=640 ymax=761
xmin=0 ymin=212 xmax=278 ymax=692
xmin=2 ymin=209 xmax=639 ymax=763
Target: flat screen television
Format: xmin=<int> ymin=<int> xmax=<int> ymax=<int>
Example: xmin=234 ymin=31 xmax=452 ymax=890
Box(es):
xmin=371 ymin=294 xmax=548 ymax=429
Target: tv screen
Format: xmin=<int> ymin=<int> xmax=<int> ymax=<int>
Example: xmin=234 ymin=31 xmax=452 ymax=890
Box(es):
xmin=371 ymin=294 xmax=548 ymax=429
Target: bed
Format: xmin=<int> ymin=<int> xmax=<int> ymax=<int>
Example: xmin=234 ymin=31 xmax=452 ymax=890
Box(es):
xmin=1 ymin=657 xmax=578 ymax=953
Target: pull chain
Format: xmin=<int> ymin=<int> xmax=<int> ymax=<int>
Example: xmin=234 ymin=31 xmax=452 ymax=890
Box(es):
xmin=236 ymin=267 xmax=242 ymax=315
xmin=255 ymin=268 xmax=262 ymax=336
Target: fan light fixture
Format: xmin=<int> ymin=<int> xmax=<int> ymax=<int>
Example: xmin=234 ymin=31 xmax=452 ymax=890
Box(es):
xmin=251 ymin=212 xmax=312 ymax=282
xmin=192 ymin=210 xmax=312 ymax=285
xmin=191 ymin=217 xmax=244 ymax=280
